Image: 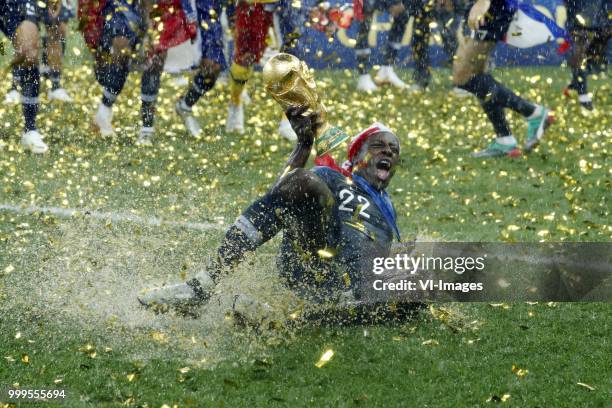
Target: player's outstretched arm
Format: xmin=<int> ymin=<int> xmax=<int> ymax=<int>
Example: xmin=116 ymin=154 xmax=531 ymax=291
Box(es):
xmin=280 ymin=105 xmax=321 ymax=174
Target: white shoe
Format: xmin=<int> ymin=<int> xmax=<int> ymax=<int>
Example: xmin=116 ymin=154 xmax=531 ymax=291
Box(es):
xmin=170 ymin=75 xmax=189 ymax=87
xmin=4 ymin=89 xmax=21 ymax=104
xmin=260 ymin=46 xmax=280 ymax=69
xmin=241 ymin=89 xmax=252 ymax=106
xmin=356 ymin=74 xmax=378 ymax=92
xmin=406 ymin=83 xmax=426 ymax=93
xmin=175 ymin=100 xmax=202 ymax=137
xmin=138 ymin=270 xmax=215 ymax=311
xmin=226 ymin=103 xmax=245 ymax=134
xmin=93 ymin=103 xmax=114 ymax=137
xmin=375 ymin=66 xmax=407 ymax=89
xmin=21 ymin=130 xmax=49 ymax=154
xmin=451 ymin=87 xmax=471 ymax=98
xmin=47 ymin=88 xmax=73 ymax=102
xmin=217 ymin=71 xmax=229 ymax=86
xmin=231 ymin=293 xmax=272 ymax=327
xmin=135 ymin=127 xmax=154 ymax=146
xmin=40 ymin=64 xmax=50 ymax=77
xmin=278 ymin=118 xmax=297 ymax=141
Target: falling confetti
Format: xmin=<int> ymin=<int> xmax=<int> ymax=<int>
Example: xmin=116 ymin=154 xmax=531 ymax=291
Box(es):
xmin=576 ymin=382 xmax=595 ymax=391
xmin=315 ymin=349 xmax=334 ymax=368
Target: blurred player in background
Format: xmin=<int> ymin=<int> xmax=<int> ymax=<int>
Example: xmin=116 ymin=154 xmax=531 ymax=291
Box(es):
xmin=81 ymin=0 xmax=198 ymax=143
xmin=432 ymin=0 xmax=465 ymax=66
xmin=40 ymin=0 xmax=74 ymax=101
xmin=225 ymin=0 xmax=304 ymax=136
xmin=84 ymin=0 xmax=148 ymax=136
xmin=1 ymin=0 xmax=51 ymax=152
xmin=134 ymin=0 xmax=198 ymax=145
xmin=453 ymin=0 xmax=553 ymax=158
xmin=563 ymin=0 xmax=611 ymax=111
xmin=355 ymin=0 xmax=433 ymax=92
xmin=5 ymin=1 xmax=73 ymax=103
xmin=173 ymin=0 xmax=228 ymax=139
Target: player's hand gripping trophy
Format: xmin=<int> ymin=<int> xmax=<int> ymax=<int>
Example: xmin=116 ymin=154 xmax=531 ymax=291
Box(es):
xmin=263 ymin=53 xmax=350 ymax=159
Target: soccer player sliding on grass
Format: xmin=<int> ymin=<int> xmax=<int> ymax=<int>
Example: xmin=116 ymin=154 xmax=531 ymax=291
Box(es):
xmin=453 ymin=0 xmax=554 ymax=158
xmin=139 ymin=108 xmax=403 ymax=317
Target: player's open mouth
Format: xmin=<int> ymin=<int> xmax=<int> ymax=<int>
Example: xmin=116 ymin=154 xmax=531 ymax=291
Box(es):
xmin=376 ymin=158 xmax=392 ymax=181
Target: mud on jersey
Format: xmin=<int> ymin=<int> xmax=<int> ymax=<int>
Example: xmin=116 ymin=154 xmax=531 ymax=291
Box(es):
xmin=277 ymin=166 xmax=397 ymax=300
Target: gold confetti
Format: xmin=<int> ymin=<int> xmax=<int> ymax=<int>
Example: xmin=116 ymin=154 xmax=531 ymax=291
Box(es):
xmin=511 ymin=365 xmax=529 ymax=378
xmin=151 ymin=331 xmax=168 ymax=343
xmin=317 ymin=248 xmax=335 ymax=259
xmin=489 ymin=303 xmax=510 ymax=309
xmin=315 ymin=349 xmax=334 ymax=368
xmin=487 ymin=394 xmax=511 ymax=403
xmin=576 ymin=382 xmax=595 ymax=391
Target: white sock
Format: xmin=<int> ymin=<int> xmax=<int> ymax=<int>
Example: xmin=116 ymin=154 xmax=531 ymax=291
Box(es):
xmin=578 ymin=94 xmax=592 ymax=103
xmin=97 ymin=103 xmax=112 ymax=116
xmin=141 ymin=126 xmax=154 ymax=134
xmin=496 ymin=135 xmax=517 ymax=146
xmin=527 ymin=104 xmax=543 ymax=120
xmin=179 ymin=99 xmax=191 ymax=111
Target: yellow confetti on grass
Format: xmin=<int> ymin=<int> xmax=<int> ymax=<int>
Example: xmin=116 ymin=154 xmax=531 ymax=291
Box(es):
xmin=511 ymin=365 xmax=529 ymax=378
xmin=489 ymin=303 xmax=510 ymax=309
xmin=576 ymin=382 xmax=595 ymax=391
xmin=78 ymin=343 xmax=95 ymax=353
xmin=151 ymin=331 xmax=168 ymax=344
xmin=486 ymin=394 xmax=511 ymax=403
xmin=315 ymin=349 xmax=334 ymax=368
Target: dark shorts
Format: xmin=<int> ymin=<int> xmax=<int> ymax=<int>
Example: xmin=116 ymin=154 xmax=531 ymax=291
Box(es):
xmin=98 ymin=6 xmax=144 ymax=51
xmin=0 ymin=0 xmax=37 ymax=38
xmin=365 ymin=0 xmax=425 ymax=14
xmin=463 ymin=0 xmax=514 ymax=42
xmin=38 ymin=4 xmax=73 ymax=26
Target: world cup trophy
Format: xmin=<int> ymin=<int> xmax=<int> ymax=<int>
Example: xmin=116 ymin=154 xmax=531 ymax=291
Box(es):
xmin=262 ymin=53 xmax=350 ymax=156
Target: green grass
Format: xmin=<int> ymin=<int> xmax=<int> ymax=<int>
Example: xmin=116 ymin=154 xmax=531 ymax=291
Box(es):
xmin=1 ymin=34 xmax=611 ymax=406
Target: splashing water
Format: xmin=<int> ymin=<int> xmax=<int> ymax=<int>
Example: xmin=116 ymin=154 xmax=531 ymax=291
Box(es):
xmin=1 ymin=216 xmax=300 ymax=367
